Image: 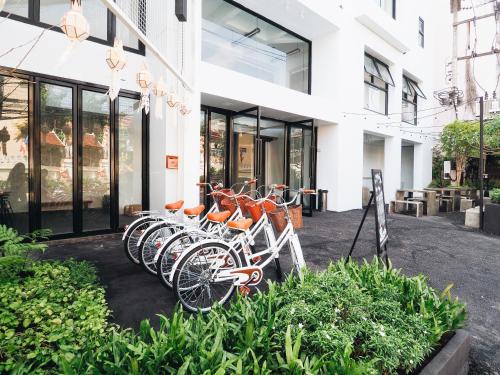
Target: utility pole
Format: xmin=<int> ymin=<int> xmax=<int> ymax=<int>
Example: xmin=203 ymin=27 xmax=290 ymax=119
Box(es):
xmin=479 ymin=96 xmax=485 ymax=230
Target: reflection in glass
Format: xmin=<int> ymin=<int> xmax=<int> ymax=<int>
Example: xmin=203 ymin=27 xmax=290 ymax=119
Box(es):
xmin=0 ymin=76 xmax=29 ymax=233
xmin=209 ymin=112 xmax=226 ymax=185
xmin=2 ymin=0 xmax=29 ymax=17
xmin=199 ymin=110 xmax=206 ymax=204
xmin=118 ymin=97 xmax=142 ymax=227
xmin=232 ymin=115 xmax=256 ymax=186
xmin=82 ymin=91 xmax=110 ymax=231
xmin=40 ymin=83 xmax=73 ymax=234
xmin=40 ymin=0 xmax=108 ymax=40
xmin=289 ymin=127 xmax=303 ymax=193
xmin=260 ymin=119 xmax=285 ymax=188
xmin=202 ymin=0 xmax=310 ymax=93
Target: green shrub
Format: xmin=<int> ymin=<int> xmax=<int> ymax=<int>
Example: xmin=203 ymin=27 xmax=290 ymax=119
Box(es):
xmin=428 ymin=178 xmax=450 ymax=188
xmin=0 ymin=260 xmax=109 ymax=373
xmin=0 ymin=225 xmax=51 ymax=257
xmin=491 ymin=188 xmax=500 ymax=204
xmin=4 ymin=259 xmax=466 ymax=374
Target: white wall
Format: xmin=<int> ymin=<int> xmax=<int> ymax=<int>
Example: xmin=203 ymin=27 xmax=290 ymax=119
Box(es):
xmin=401 ymin=146 xmax=414 ymax=189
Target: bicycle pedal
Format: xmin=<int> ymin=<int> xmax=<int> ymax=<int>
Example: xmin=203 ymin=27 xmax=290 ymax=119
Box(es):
xmin=251 ymin=256 xmax=262 ymax=265
xmin=239 ymin=286 xmax=251 ymax=296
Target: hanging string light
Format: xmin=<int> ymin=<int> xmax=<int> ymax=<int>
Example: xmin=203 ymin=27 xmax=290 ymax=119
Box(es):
xmin=105 ymin=38 xmax=127 ymax=101
xmin=166 ymin=92 xmax=179 ymax=108
xmin=136 ymin=63 xmax=152 ymax=114
xmin=60 ymin=0 xmax=90 ymax=43
xmin=179 ymin=92 xmax=192 ymax=116
xmin=152 ymin=76 xmax=168 ymax=119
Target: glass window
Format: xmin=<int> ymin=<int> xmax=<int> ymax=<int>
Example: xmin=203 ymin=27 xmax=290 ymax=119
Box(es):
xmin=0 ymin=75 xmax=29 ymax=233
xmin=118 ymin=97 xmax=142 ymax=227
xmin=373 ymin=0 xmax=395 ymax=18
xmin=209 ymin=112 xmax=226 ymax=185
xmin=260 ymin=119 xmax=285 ymax=187
xmin=82 ymin=90 xmax=111 ymax=231
xmin=199 ymin=110 xmax=206 ymax=204
xmin=419 ymin=18 xmax=425 ymax=48
xmin=202 ymin=0 xmax=310 ymax=94
xmin=365 ymin=82 xmax=387 ymax=114
xmin=40 ymin=0 xmax=109 ymax=40
xmin=40 ymin=83 xmax=74 ymax=234
xmin=2 ymin=0 xmax=30 ymax=17
xmin=116 ymin=19 xmax=140 ymax=50
xmin=402 ymin=76 xmax=424 ymax=125
xmin=232 ymin=115 xmax=256 ymax=186
xmin=364 ymin=54 xmax=394 ymax=86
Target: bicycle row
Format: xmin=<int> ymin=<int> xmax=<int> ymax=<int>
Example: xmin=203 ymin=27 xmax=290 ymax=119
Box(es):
xmin=121 ymin=179 xmax=315 ymax=312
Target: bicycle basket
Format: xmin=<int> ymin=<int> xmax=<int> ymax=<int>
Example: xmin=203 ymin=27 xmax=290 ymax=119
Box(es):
xmin=220 ymin=198 xmax=237 ymax=214
xmin=268 ymin=208 xmax=287 ymax=233
xmin=288 ymin=205 xmax=303 ymax=229
xmin=246 ymin=197 xmax=277 ymax=222
xmin=212 ymin=189 xmax=234 ymax=208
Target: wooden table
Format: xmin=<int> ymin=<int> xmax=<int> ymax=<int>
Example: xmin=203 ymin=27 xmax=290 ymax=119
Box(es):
xmin=395 ymin=189 xmax=438 ymax=216
xmin=424 ymin=188 xmax=462 ymax=211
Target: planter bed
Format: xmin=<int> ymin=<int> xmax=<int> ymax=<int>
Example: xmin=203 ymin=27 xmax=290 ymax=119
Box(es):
xmin=484 ymin=202 xmax=500 ymax=236
xmin=0 ymin=256 xmax=467 ymax=374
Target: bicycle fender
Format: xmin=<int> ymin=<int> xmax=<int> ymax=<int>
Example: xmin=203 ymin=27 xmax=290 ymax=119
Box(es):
xmin=137 ymin=220 xmax=175 ymax=247
xmin=122 ymin=216 xmax=154 ymax=241
xmin=154 ymin=228 xmax=211 ymax=263
xmin=169 ymin=239 xmax=234 ymax=283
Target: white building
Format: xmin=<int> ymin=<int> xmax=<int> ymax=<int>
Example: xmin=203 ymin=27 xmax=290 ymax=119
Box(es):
xmin=0 ymin=0 xmax=451 ymax=237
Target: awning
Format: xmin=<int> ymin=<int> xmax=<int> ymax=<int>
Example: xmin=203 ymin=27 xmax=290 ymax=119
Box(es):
xmin=403 ymin=76 xmax=426 ymax=99
xmin=364 ymin=54 xmax=394 ymax=86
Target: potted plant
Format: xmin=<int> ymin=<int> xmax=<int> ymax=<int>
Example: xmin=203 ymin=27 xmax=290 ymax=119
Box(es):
xmin=484 ymin=188 xmax=500 ymax=235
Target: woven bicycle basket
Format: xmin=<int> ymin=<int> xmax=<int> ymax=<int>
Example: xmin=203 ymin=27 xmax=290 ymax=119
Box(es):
xmin=268 ymin=205 xmax=302 ymax=233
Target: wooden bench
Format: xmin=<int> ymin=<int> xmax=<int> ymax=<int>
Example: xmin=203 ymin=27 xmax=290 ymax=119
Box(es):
xmin=390 ymin=200 xmax=423 ymax=218
xmin=439 ymin=196 xmax=454 ymax=212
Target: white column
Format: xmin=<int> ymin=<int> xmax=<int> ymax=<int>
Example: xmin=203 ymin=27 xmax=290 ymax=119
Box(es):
xmin=383 ymin=136 xmax=402 ymax=203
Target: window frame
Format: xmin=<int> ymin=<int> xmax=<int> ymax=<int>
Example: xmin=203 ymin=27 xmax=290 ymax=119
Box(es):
xmin=0 ymin=0 xmax=145 ymax=55
xmin=364 ymin=53 xmax=392 ymax=115
xmin=0 ymin=65 xmax=149 ymax=239
xmin=204 ymin=0 xmax=312 ymax=95
xmin=418 ymin=17 xmax=425 ymax=48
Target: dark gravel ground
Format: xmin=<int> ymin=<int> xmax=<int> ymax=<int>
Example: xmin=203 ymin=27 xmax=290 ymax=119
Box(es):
xmin=40 ymin=210 xmax=500 ymax=374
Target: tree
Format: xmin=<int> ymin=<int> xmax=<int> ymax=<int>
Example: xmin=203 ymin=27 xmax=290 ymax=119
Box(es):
xmin=440 ymin=120 xmax=479 ymax=186
xmin=485 ymin=117 xmax=500 ymax=155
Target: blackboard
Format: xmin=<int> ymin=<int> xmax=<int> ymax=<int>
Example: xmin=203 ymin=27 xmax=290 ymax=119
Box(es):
xmin=371 ymin=169 xmax=388 ymax=249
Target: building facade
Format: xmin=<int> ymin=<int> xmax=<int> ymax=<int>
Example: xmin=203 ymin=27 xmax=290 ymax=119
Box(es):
xmin=0 ymin=0 xmax=450 ymax=237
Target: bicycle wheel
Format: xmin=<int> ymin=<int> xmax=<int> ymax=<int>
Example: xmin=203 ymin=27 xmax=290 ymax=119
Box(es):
xmin=157 ymin=230 xmax=207 ymax=289
xmin=139 ymin=222 xmax=177 ymax=275
xmin=123 ymin=217 xmax=157 ymax=264
xmin=172 ymin=242 xmax=241 ymax=313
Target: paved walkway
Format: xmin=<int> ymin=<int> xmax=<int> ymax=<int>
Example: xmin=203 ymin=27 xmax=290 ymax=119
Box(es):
xmin=41 ymin=210 xmax=500 ymax=374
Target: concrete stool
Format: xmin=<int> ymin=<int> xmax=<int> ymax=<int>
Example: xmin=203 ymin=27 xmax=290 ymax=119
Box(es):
xmin=465 ymin=207 xmax=480 ymax=228
xmin=460 ymin=199 xmax=473 ymax=212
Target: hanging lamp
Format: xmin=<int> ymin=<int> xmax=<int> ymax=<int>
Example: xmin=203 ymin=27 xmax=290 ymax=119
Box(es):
xmin=106 ymin=38 xmax=127 ymax=101
xmin=136 ymin=63 xmax=153 ymax=114
xmin=60 ymin=0 xmax=90 ymax=43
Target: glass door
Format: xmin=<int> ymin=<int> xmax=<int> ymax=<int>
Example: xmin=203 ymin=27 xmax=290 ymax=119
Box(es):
xmin=39 ymin=81 xmax=75 ymax=235
xmin=231 ymin=111 xmax=258 ymax=190
xmin=287 ymin=122 xmax=315 ymax=216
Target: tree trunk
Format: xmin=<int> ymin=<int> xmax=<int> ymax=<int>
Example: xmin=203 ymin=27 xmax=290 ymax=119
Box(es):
xmin=455 ymin=155 xmax=466 ymax=186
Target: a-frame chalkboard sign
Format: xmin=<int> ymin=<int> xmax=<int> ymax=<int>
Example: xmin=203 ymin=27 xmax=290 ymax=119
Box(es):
xmin=347 ymin=169 xmax=389 ymax=264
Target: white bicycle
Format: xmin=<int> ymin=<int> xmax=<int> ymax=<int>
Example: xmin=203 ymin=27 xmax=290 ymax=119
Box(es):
xmin=155 ymin=184 xmax=284 ymax=288
xmin=170 ymin=188 xmax=315 ymax=313
xmin=121 ymin=182 xmax=222 ymax=265
xmin=136 ymin=180 xmax=256 ymax=275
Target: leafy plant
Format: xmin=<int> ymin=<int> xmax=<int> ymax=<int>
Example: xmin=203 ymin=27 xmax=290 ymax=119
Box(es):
xmin=0 ymin=225 xmax=51 ymax=257
xmin=491 ymin=188 xmax=500 ymax=204
xmin=0 ymin=260 xmax=109 ymax=373
xmin=440 ymin=121 xmax=480 ymax=186
xmin=5 ymin=259 xmax=466 ymax=374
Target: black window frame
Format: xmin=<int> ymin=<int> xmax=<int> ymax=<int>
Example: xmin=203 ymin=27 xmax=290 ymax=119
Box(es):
xmin=204 ymin=0 xmax=312 ymax=95
xmin=0 ymin=65 xmax=149 ymax=239
xmin=418 ymin=17 xmax=425 ymax=48
xmin=402 ymin=77 xmax=417 ymax=125
xmin=364 ymin=53 xmax=392 ymax=115
xmin=0 ymin=0 xmax=146 ymax=55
